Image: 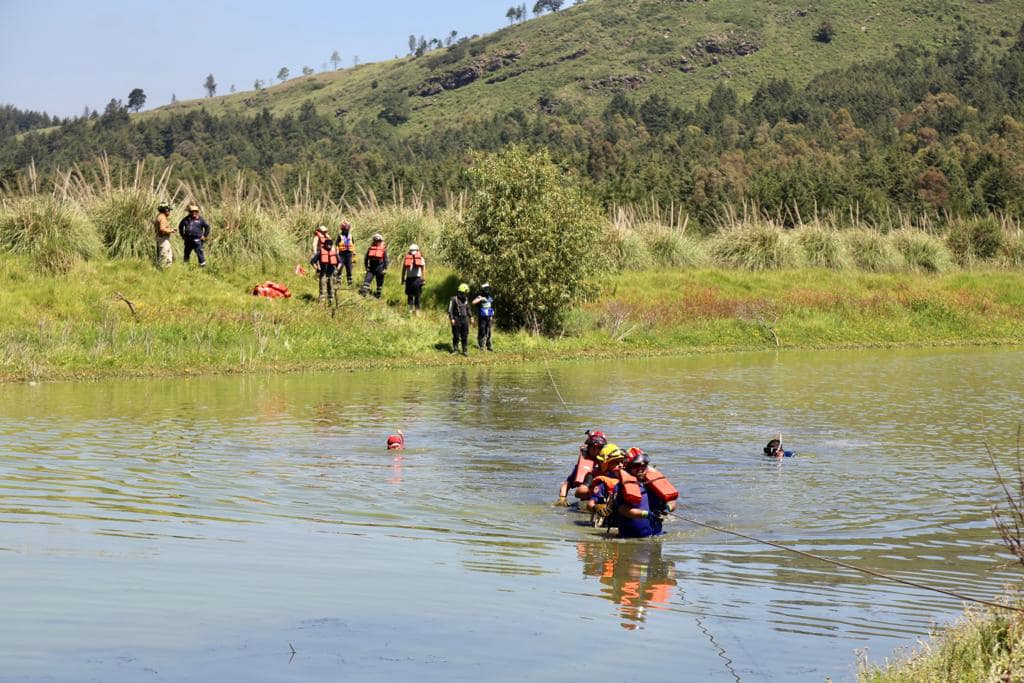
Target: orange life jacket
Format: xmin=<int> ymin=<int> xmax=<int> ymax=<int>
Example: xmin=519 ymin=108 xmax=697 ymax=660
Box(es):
xmin=367 ymin=242 xmax=386 ymax=259
xmin=337 ymin=233 xmax=354 ymax=252
xmin=618 ymin=469 xmax=643 ymax=505
xmin=318 ymin=244 xmax=339 ymax=266
xmin=316 ymin=232 xmax=329 ymax=246
xmin=570 ymin=454 xmax=596 ymax=487
xmin=403 ymin=253 xmax=424 ymax=268
xmin=591 ymin=474 xmax=619 ymax=497
xmin=645 ymin=466 xmax=679 ymax=502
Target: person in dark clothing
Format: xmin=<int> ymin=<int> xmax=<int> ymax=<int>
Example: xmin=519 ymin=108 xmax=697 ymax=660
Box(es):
xmin=310 ymin=237 xmax=339 ymax=303
xmin=336 ymin=221 xmax=355 ymax=287
xmin=178 ymin=203 xmax=211 ymax=266
xmin=359 ymin=233 xmax=388 ymax=298
xmin=448 ymin=283 xmax=472 ymax=356
xmin=612 ymin=450 xmax=676 ymax=539
xmin=471 ymin=282 xmax=494 ymax=351
xmin=400 ymin=244 xmax=426 ymax=314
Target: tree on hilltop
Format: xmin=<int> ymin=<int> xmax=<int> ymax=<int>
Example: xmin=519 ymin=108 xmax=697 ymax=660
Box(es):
xmin=277 ymin=67 xmax=290 ymax=82
xmin=330 ymin=50 xmax=342 ymax=69
xmin=302 ymin=66 xmax=314 ymax=76
xmin=203 ymin=74 xmax=217 ymax=97
xmin=127 ymin=88 xmax=146 ymax=113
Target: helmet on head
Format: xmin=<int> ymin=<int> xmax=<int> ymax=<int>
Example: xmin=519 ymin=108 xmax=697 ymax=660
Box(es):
xmin=458 ymin=283 xmax=470 ymax=294
xmin=625 ymin=448 xmax=650 ymax=471
xmin=188 ymin=203 xmax=200 ymax=212
xmin=597 ymin=444 xmax=626 ymax=471
xmin=409 ymin=243 xmax=419 ymax=252
xmin=481 ymin=282 xmax=490 ymax=290
xmin=157 ymin=202 xmax=171 ymax=212
xmin=585 ymin=430 xmax=608 ymax=448
xmin=372 ymin=233 xmax=383 ymax=242
xmin=340 ymin=221 xmax=350 ymax=230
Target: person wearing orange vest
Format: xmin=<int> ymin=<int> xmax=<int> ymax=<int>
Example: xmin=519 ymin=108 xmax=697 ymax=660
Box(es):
xmin=336 ymin=221 xmax=355 ymax=287
xmin=359 ymin=233 xmax=388 ymax=298
xmin=587 ymin=444 xmax=628 ymax=527
xmin=310 ymin=230 xmax=340 ymax=303
xmin=612 ymin=448 xmax=678 ymax=538
xmin=400 ymin=244 xmax=427 ymax=314
xmin=556 ymin=430 xmax=608 ymax=506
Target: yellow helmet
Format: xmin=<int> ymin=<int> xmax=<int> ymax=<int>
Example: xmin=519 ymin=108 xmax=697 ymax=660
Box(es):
xmin=597 ymin=443 xmax=626 ymax=471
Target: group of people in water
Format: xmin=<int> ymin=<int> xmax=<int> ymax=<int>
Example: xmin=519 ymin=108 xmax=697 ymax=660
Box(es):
xmin=556 ymin=430 xmax=679 ymax=539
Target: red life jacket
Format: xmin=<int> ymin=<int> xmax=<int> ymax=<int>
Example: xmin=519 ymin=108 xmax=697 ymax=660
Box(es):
xmin=403 ymin=253 xmax=424 ymax=268
xmin=367 ymin=242 xmax=386 ymax=259
xmin=618 ymin=470 xmax=643 ymax=505
xmin=645 ymin=466 xmax=679 ymax=502
xmin=338 ymin=233 xmax=354 ymax=252
xmin=570 ymin=454 xmax=596 ymax=487
xmin=316 ymin=232 xmax=328 ymax=246
xmin=318 ymin=244 xmax=339 ymax=266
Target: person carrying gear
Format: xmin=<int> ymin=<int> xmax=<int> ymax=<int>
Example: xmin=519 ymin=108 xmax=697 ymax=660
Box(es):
xmin=400 ymin=244 xmax=426 ymax=314
xmin=359 ymin=233 xmax=388 ymax=298
xmin=153 ymin=201 xmax=174 ymax=268
xmin=310 ymin=235 xmax=340 ymax=303
xmin=336 ymin=221 xmax=355 ymax=287
xmin=612 ymin=448 xmax=678 ymax=539
xmin=178 ymin=203 xmax=211 ymax=266
xmin=556 ymin=430 xmax=608 ymax=505
xmin=448 ymin=283 xmax=472 ymax=356
xmin=587 ymin=444 xmax=628 ymax=527
xmin=471 ymin=282 xmax=494 ymax=351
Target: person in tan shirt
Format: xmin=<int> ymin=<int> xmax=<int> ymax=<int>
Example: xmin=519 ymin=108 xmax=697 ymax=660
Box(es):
xmin=154 ymin=202 xmax=173 ymax=268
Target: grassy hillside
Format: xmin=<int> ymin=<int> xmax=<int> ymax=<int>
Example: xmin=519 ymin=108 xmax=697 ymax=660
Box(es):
xmin=152 ymin=0 xmax=1019 ymax=129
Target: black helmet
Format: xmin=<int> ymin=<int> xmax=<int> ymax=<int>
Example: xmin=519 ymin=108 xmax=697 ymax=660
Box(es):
xmin=585 ymin=430 xmax=608 ymax=448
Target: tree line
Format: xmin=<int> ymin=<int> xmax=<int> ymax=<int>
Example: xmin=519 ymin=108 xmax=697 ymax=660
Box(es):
xmin=3 ymin=28 xmax=1024 ymax=227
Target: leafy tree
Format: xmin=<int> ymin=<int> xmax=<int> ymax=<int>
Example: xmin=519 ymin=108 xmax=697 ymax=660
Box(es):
xmin=441 ymin=145 xmax=603 ymax=334
xmin=302 ymin=66 xmax=314 ymax=76
xmin=254 ymin=79 xmax=264 ymax=91
xmin=277 ymin=67 xmax=290 ymax=82
xmin=230 ymin=84 xmax=236 ymax=93
xmin=506 ymin=6 xmax=518 ymax=24
xmin=170 ymin=94 xmax=176 ymax=104
xmin=447 ymin=30 xmax=458 ymax=46
xmin=204 ymin=74 xmax=217 ymax=97
xmin=330 ymin=50 xmax=342 ymax=69
xmin=127 ymin=88 xmax=146 ymax=113
xmin=408 ymin=35 xmax=416 ymax=55
xmin=378 ymin=90 xmax=410 ymax=125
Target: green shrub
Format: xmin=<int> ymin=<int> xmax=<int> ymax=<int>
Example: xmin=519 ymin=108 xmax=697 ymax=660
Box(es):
xmin=603 ymin=226 xmax=653 ymax=271
xmin=88 ymin=189 xmax=162 ymax=259
xmin=709 ymin=222 xmax=804 ymax=270
xmin=648 ymin=226 xmax=710 ymax=268
xmin=998 ymin=233 xmax=1024 ymax=267
xmin=441 ymin=145 xmax=604 ymax=334
xmin=890 ymin=229 xmax=955 ymax=273
xmin=204 ymin=201 xmax=296 ymax=266
xmin=0 ymin=195 xmax=102 ymax=273
xmin=842 ymin=229 xmax=905 ymax=272
xmin=796 ymin=224 xmax=851 ymax=269
xmin=946 ymin=217 xmax=1005 ymax=265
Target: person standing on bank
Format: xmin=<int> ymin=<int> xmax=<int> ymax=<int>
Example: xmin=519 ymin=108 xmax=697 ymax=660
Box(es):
xmin=449 ymin=283 xmax=472 ymax=356
xmin=154 ymin=202 xmax=174 ymax=268
xmin=178 ymin=203 xmax=211 ymax=267
xmin=336 ymin=221 xmax=355 ymax=287
xmin=359 ymin=233 xmax=388 ymax=298
xmin=311 ymin=235 xmax=339 ymax=304
xmin=400 ymin=244 xmax=426 ymax=314
xmin=471 ymin=282 xmax=494 ymax=351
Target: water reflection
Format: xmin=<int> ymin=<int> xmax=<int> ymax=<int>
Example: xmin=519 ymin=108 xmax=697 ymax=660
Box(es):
xmin=577 ymin=540 xmax=677 ymax=629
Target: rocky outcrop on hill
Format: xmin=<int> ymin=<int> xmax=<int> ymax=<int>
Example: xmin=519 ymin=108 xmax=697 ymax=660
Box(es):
xmin=415 ymin=51 xmax=522 ymax=96
xmin=673 ymin=29 xmax=762 ymax=71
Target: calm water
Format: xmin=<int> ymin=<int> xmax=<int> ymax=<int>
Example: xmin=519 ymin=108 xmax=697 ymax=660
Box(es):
xmin=2 ymin=347 xmax=1023 ymax=682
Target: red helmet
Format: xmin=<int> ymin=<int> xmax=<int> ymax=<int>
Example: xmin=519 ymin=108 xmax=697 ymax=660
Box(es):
xmin=625 ymin=447 xmax=649 ymax=470
xmin=585 ymin=430 xmax=608 ymax=447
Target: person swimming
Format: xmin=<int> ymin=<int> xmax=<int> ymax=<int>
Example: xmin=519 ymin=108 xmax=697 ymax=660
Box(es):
xmin=763 ymin=437 xmax=794 ymax=458
xmin=387 ymin=430 xmax=405 ymax=450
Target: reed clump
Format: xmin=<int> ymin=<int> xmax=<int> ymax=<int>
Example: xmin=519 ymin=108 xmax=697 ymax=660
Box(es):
xmin=841 ymin=228 xmax=906 ymax=272
xmin=0 ymin=194 xmax=101 ymax=273
xmin=890 ymin=229 xmax=955 ymax=273
xmin=795 ymin=223 xmax=852 ymax=269
xmin=709 ymin=220 xmax=804 ymax=270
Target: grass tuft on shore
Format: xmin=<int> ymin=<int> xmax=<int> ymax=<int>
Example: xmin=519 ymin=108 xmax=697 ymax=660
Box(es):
xmin=0 ymin=195 xmax=101 ymax=273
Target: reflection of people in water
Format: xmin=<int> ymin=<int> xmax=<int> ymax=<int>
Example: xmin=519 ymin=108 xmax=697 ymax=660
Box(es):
xmin=576 ymin=540 xmax=676 ymax=630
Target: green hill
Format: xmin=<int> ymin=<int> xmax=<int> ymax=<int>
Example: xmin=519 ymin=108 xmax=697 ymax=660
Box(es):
xmin=152 ymin=0 xmax=1016 ymax=129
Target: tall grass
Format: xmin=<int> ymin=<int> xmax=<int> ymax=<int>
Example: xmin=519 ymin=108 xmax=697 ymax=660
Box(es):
xmin=190 ymin=175 xmax=296 ymax=266
xmin=842 ymin=228 xmax=906 ymax=272
xmin=709 ymin=221 xmax=805 ymax=270
xmin=348 ymin=185 xmax=444 ymax=257
xmin=0 ymin=195 xmax=101 ymax=273
xmin=890 ymin=229 xmax=955 ymax=273
xmin=795 ymin=223 xmax=852 ymax=269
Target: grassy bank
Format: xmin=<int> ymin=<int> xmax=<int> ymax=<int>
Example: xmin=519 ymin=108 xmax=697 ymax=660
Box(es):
xmin=858 ymin=602 xmax=1024 ymax=682
xmin=2 ymin=254 xmax=1021 ymax=383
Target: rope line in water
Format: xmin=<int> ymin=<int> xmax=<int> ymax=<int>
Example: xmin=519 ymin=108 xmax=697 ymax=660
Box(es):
xmin=671 ymin=512 xmax=1024 ymax=613
xmin=544 ymin=359 xmax=569 ymax=410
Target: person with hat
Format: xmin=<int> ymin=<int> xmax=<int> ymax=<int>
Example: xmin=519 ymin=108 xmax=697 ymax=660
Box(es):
xmin=611 ymin=448 xmax=678 ymax=539
xmin=448 ymin=283 xmax=472 ymax=356
xmin=763 ymin=437 xmax=794 ymax=458
xmin=556 ymin=430 xmax=608 ymax=506
xmin=336 ymin=221 xmax=355 ymax=287
xmin=359 ymin=233 xmax=388 ymax=298
xmin=587 ymin=444 xmax=628 ymax=527
xmin=153 ymin=201 xmax=174 ymax=268
xmin=400 ymin=244 xmax=426 ymax=314
xmin=177 ymin=203 xmax=211 ymax=266
xmin=310 ymin=227 xmax=339 ymax=304
xmin=386 ymin=429 xmax=405 ymax=450
xmin=471 ymin=283 xmax=495 ymax=351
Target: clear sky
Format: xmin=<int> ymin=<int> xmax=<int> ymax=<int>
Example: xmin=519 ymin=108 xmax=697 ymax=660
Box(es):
xmin=0 ymin=0 xmax=565 ymax=118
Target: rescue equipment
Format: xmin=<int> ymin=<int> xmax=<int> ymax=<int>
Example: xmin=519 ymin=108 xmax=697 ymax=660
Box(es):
xmin=645 ymin=467 xmax=679 ymax=502
xmin=252 ymin=281 xmax=292 ymax=298
xmin=403 ymin=252 xmax=425 ymax=268
xmin=318 ymin=244 xmax=339 ymax=266
xmin=618 ymin=469 xmax=643 ymax=505
xmin=570 ymin=454 xmax=596 ymax=487
xmin=367 ymin=242 xmax=386 ymax=259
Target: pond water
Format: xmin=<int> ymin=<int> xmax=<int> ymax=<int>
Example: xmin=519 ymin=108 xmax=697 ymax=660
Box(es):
xmin=2 ymin=347 xmax=1023 ymax=682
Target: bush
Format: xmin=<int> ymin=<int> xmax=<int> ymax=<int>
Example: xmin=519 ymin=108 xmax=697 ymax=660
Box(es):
xmin=204 ymin=201 xmax=296 ymax=266
xmin=647 ymin=225 xmax=710 ymax=268
xmin=709 ymin=222 xmax=804 ymax=270
xmin=999 ymin=233 xmax=1024 ymax=267
xmin=890 ymin=229 xmax=955 ymax=273
xmin=946 ymin=217 xmax=1005 ymax=265
xmin=842 ymin=229 xmax=905 ymax=272
xmin=815 ymin=21 xmax=836 ymax=43
xmin=795 ymin=224 xmax=851 ymax=269
xmin=440 ymin=145 xmax=604 ymax=333
xmin=89 ymin=189 xmax=163 ymax=260
xmin=602 ymin=226 xmax=653 ymax=271
xmin=0 ymin=195 xmax=102 ymax=272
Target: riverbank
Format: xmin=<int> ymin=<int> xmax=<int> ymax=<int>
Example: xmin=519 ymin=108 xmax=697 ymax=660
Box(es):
xmin=858 ymin=601 xmax=1024 ymax=682
xmin=2 ymin=254 xmax=1022 ymax=383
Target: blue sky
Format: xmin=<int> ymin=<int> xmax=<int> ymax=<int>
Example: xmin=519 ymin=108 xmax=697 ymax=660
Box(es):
xmin=0 ymin=0 xmax=565 ymax=118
